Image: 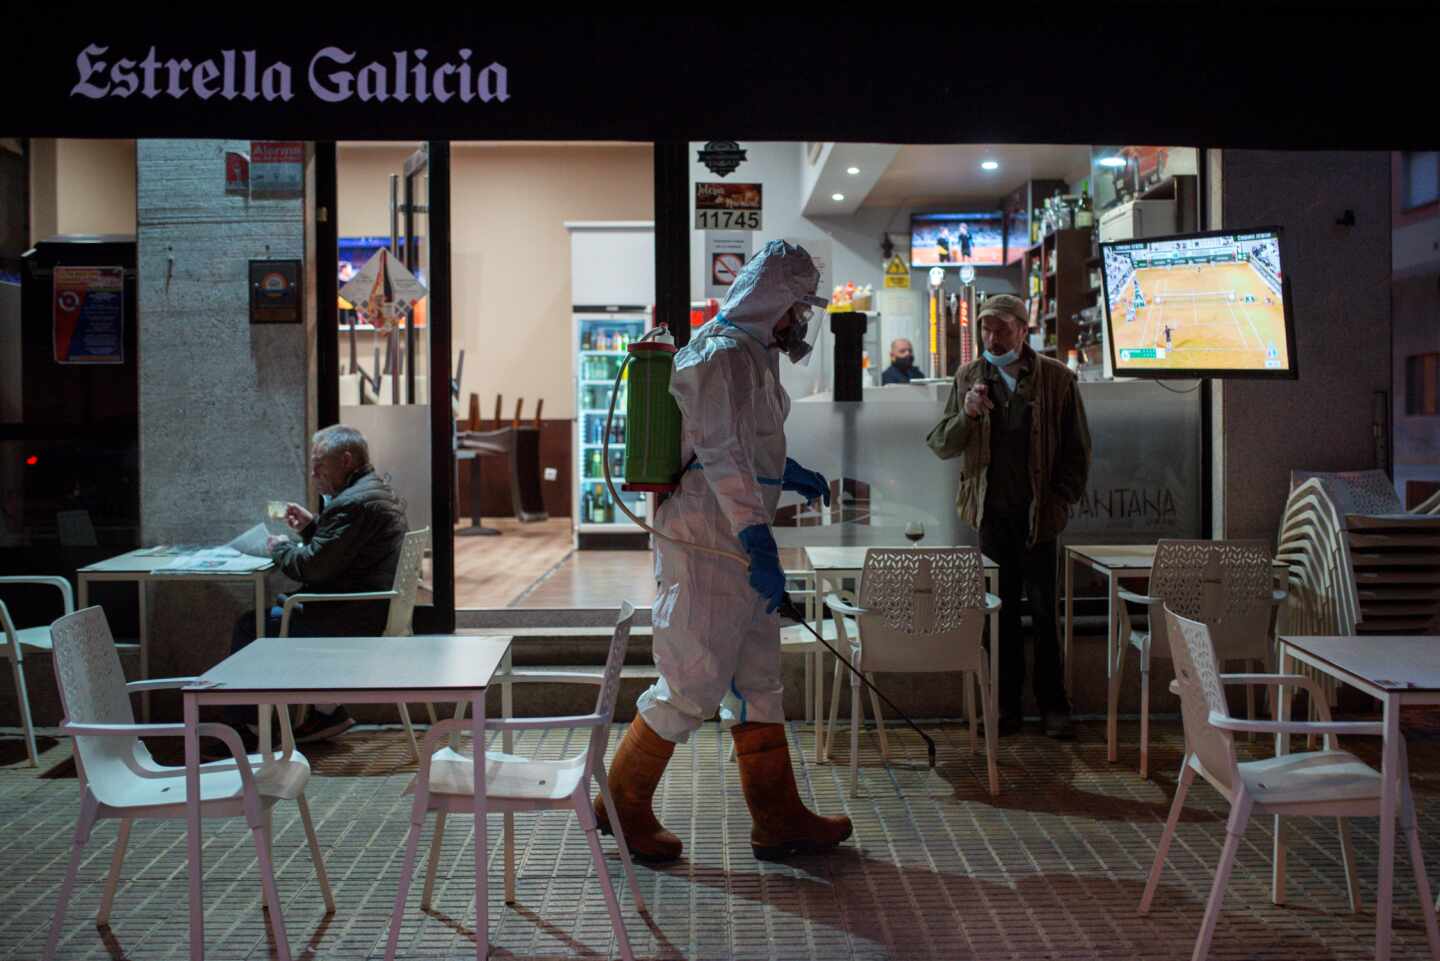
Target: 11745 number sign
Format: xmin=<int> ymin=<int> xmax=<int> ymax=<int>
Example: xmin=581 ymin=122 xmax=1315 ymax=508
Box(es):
xmin=696 ymin=209 xmax=761 ymax=230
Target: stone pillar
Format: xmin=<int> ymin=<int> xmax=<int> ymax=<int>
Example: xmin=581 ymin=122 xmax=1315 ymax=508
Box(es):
xmin=136 ymin=140 xmax=312 ymax=685
xmin=1213 ymin=150 xmax=1392 ymax=539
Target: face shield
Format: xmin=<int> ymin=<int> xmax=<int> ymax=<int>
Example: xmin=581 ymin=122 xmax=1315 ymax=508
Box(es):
xmin=776 ymin=297 xmax=827 ymax=366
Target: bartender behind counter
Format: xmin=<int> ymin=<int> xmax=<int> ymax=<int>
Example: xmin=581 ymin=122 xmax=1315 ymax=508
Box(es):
xmin=881 ymin=338 xmax=925 ymax=384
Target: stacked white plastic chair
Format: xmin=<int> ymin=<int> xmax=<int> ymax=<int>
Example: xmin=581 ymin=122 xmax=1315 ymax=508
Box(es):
xmin=1276 ymin=473 xmax=1440 ymax=714
xmin=1275 ymin=478 xmax=1359 ymax=641
xmin=1289 ymin=469 xmax=1440 ymax=635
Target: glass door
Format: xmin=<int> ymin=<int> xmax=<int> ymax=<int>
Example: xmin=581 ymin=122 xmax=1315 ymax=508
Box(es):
xmin=574 ymin=312 xmax=649 ymax=536
xmin=335 ymin=142 xmax=439 ymax=620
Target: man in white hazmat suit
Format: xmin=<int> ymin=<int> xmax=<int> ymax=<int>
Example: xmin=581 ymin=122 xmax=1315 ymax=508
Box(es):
xmin=596 ymin=240 xmax=853 ymax=862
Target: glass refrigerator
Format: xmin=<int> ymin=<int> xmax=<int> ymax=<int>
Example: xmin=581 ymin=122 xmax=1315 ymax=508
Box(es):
xmin=573 ymin=309 xmax=651 ymax=547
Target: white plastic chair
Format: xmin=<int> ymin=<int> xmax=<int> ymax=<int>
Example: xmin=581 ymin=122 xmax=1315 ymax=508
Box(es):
xmin=822 ymin=547 xmax=1002 ymax=796
xmin=0 ymin=576 xmax=137 ymax=767
xmin=384 ymin=602 xmax=645 ymax=961
xmin=42 ymin=607 xmax=333 ymax=961
xmin=1139 ymin=606 xmax=1440 ymax=961
xmin=1112 ymin=540 xmax=1278 ymax=779
xmin=280 ymin=528 xmax=432 ymax=758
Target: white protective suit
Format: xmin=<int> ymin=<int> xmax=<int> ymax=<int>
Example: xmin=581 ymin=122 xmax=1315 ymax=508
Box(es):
xmin=636 ymin=240 xmax=825 ymax=743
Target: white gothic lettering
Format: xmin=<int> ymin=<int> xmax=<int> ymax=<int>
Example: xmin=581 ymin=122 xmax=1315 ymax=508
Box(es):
xmin=308 ymin=47 xmax=508 ymax=104
xmin=72 ymin=43 xmax=508 ymax=105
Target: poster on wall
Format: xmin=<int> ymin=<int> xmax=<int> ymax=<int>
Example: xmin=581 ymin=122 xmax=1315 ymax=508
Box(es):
xmin=53 ymin=266 xmax=124 ymax=365
xmin=249 ymin=259 xmax=303 ymax=324
xmin=225 ymin=150 xmax=250 ymax=196
xmin=705 ymin=232 xmax=751 ymax=300
xmin=695 ymin=182 xmax=762 ymax=230
xmin=249 ymin=141 xmax=304 ymax=198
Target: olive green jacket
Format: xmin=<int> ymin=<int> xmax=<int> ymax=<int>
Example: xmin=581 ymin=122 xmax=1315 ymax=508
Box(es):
xmin=926 ymin=346 xmax=1092 ymax=546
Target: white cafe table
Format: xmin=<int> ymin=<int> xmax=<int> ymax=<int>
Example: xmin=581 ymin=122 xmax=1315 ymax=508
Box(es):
xmin=1063 ymin=543 xmax=1288 ymax=764
xmin=804 ymin=546 xmax=1000 ymax=734
xmin=1277 ymin=635 xmax=1440 ymax=961
xmin=1063 ymin=545 xmax=1170 ymax=761
xmin=78 ymin=549 xmax=272 ymax=721
xmin=181 ymin=633 xmax=513 ymax=961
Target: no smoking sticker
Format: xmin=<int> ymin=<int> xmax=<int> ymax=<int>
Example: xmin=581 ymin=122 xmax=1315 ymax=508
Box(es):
xmin=711 ymin=252 xmax=743 ymax=286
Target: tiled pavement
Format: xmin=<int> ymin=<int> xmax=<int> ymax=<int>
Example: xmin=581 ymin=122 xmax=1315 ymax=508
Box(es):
xmin=3 ymin=718 xmax=1440 ymax=960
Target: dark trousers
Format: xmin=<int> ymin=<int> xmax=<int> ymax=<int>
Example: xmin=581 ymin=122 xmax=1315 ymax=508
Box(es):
xmin=980 ymin=509 xmax=1069 ymax=718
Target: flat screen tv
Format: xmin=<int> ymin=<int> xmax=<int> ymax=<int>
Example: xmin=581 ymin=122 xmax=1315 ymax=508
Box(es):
xmin=910 ymin=211 xmax=1004 ymax=267
xmin=1099 ymin=226 xmax=1297 ymax=379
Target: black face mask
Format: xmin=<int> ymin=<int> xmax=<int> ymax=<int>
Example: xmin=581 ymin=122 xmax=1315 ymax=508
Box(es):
xmin=894 ymin=355 xmax=913 ymax=370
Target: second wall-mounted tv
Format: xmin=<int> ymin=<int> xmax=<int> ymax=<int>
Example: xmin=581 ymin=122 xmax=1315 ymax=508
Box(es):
xmin=1100 ymin=226 xmax=1297 ymax=379
xmin=910 ymin=212 xmax=1004 ymax=267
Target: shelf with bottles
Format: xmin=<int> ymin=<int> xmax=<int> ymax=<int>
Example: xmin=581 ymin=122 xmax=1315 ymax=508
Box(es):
xmin=578 ymin=382 xmax=628 ymax=412
xmin=578 ymin=318 xmax=645 ymax=354
xmin=579 ymin=352 xmax=629 ymax=383
xmin=577 ymin=481 xmax=645 ymax=527
xmin=579 ymin=412 xmax=627 ymax=447
xmin=580 ymin=447 xmax=626 ymax=482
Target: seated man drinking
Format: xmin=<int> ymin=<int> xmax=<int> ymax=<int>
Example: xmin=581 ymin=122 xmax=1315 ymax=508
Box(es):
xmin=227 ymin=424 xmax=408 ymax=745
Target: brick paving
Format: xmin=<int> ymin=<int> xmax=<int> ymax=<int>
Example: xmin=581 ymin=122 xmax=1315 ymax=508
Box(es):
xmin=3 ymin=719 xmax=1440 ymax=960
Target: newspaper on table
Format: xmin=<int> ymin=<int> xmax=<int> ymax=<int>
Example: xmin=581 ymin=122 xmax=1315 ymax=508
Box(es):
xmin=156 ymin=524 xmax=279 ymax=574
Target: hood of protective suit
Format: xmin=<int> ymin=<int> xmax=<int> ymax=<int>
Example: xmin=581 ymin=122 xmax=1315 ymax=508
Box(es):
xmin=716 ymin=240 xmax=826 ymax=346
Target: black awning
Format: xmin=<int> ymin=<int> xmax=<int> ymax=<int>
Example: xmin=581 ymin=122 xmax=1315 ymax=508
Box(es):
xmin=3 ymin=11 xmax=1435 ymax=149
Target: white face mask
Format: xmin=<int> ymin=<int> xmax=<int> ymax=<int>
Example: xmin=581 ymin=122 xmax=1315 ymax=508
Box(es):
xmin=983 ymin=346 xmax=1021 ymax=368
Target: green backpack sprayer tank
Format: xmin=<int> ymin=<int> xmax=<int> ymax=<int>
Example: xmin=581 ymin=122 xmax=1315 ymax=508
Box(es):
xmin=608 ymin=325 xmax=683 ymax=494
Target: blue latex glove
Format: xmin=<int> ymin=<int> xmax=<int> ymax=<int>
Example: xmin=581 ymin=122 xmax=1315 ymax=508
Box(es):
xmin=738 ymin=524 xmax=788 ymax=614
xmin=782 ymin=457 xmax=831 ymax=506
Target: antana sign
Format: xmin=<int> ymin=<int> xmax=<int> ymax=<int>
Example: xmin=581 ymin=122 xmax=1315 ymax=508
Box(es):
xmin=70 ymin=45 xmax=509 ymax=105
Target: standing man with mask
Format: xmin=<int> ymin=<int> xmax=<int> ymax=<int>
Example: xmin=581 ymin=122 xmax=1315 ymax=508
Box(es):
xmin=881 ymin=337 xmax=925 ymax=384
xmin=926 ymin=294 xmax=1090 ymax=738
xmin=596 ymin=240 xmax=852 ymax=863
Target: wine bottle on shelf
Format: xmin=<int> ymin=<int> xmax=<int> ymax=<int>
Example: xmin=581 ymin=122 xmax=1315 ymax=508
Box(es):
xmin=1076 ymin=188 xmax=1094 ymax=229
xmin=582 ymin=487 xmax=594 ymax=523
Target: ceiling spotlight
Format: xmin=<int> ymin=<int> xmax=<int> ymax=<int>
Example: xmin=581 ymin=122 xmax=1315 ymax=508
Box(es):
xmin=980 ymin=160 xmax=999 ymax=171
xmin=832 ymin=193 xmax=846 ymax=202
xmin=1099 ymin=156 xmax=1126 ymax=168
xmin=846 ymin=166 xmax=861 ymax=175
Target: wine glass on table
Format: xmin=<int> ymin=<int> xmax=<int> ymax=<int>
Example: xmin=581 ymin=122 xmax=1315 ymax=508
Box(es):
xmin=904 ymin=521 xmax=926 ymax=547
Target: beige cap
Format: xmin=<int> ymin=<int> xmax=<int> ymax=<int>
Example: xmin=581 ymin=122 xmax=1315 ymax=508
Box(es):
xmin=977 ymin=293 xmax=1028 ymax=327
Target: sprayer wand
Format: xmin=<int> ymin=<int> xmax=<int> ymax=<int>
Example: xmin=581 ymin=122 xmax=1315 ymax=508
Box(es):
xmin=776 ymin=599 xmax=937 ymax=769
xmin=600 ymin=327 xmax=937 ymax=771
